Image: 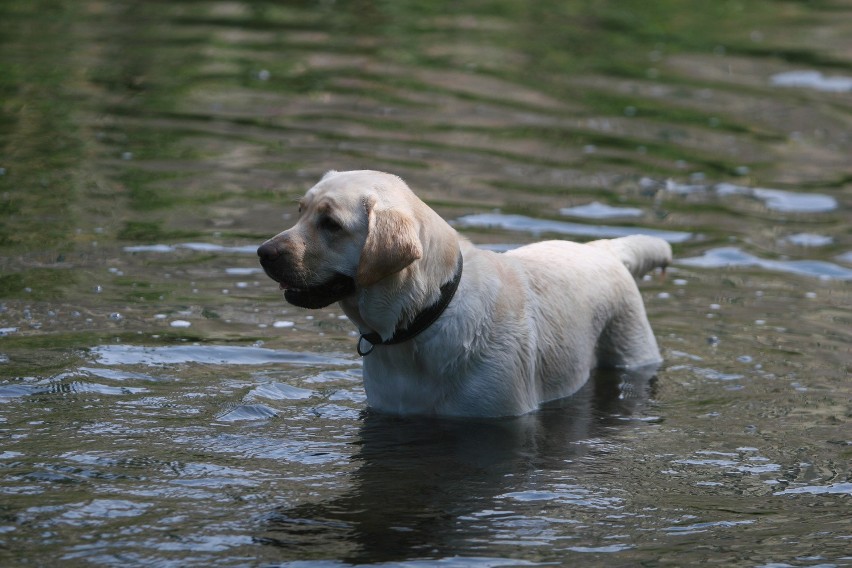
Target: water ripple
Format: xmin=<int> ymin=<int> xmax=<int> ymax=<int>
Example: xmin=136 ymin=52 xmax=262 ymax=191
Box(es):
xmin=771 ymin=70 xmax=852 ymax=92
xmin=498 ymin=485 xmax=623 ymax=510
xmin=123 ymin=243 xmax=258 ymax=254
xmin=664 ymin=519 xmax=755 ymax=535
xmin=776 ymin=482 xmax=852 ymax=496
xmin=56 ymin=499 xmax=152 ymax=526
xmin=678 ymin=247 xmax=852 ymax=280
xmin=216 ymin=404 xmax=279 ymax=422
xmin=247 ymin=382 xmax=314 ymax=401
xmin=560 ymin=201 xmax=643 ymax=219
xmin=566 ymin=544 xmax=635 ymax=553
xmin=455 ymin=213 xmax=692 ymax=243
xmin=89 ymin=344 xmax=354 ymax=367
xmin=665 ymin=181 xmax=838 ymax=213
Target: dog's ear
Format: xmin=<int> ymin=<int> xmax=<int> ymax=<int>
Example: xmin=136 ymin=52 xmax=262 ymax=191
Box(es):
xmin=320 ymin=170 xmax=338 ymax=181
xmin=356 ymin=204 xmax=423 ymax=287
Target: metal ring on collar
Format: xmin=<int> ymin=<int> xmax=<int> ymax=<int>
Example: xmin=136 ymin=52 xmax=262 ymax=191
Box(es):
xmin=357 ymin=335 xmax=376 ymax=357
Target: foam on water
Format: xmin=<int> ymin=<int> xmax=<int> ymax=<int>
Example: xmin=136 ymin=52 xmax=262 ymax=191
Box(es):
xmin=455 ymin=213 xmax=692 ymax=243
xmin=678 ymin=247 xmax=852 ymax=280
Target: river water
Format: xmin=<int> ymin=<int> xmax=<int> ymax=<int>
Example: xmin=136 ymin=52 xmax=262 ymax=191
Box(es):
xmin=1 ymin=1 xmax=850 ymax=566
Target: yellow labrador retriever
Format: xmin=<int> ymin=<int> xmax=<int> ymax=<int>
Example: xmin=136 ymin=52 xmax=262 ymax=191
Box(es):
xmin=258 ymin=170 xmax=671 ymax=417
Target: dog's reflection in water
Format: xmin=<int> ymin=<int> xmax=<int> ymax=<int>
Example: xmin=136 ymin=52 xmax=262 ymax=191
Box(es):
xmin=257 ymin=365 xmax=658 ymax=563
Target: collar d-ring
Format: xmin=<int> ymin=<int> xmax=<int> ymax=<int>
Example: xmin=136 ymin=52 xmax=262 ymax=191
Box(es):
xmin=357 ymin=335 xmax=376 ymax=357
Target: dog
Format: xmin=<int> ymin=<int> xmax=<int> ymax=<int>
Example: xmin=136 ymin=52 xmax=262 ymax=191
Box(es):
xmin=258 ymin=170 xmax=670 ymax=417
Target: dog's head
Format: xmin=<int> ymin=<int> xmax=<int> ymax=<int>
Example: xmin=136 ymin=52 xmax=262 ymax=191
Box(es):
xmin=257 ymin=170 xmax=428 ymax=309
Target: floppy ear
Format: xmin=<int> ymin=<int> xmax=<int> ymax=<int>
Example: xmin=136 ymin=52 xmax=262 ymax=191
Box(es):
xmin=356 ymin=205 xmax=423 ymax=287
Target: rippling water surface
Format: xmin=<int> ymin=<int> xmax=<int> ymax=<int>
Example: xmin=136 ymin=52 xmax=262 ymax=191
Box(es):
xmin=1 ymin=1 xmax=850 ymax=566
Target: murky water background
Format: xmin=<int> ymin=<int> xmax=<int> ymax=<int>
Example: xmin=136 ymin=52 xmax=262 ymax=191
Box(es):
xmin=1 ymin=1 xmax=850 ymax=566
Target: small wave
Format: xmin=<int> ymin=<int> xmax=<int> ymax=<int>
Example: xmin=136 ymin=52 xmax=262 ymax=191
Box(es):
xmin=78 ymin=367 xmax=165 ymax=382
xmin=216 ymin=404 xmax=279 ymax=422
xmin=124 ymin=243 xmax=257 ymax=254
xmin=247 ymin=382 xmax=314 ymax=401
xmin=836 ymin=251 xmax=852 ymax=264
xmin=771 ymin=70 xmax=852 ymax=93
xmin=455 ymin=213 xmax=692 ymax=243
xmin=0 ymin=384 xmax=47 ymax=400
xmin=57 ymin=499 xmax=153 ymax=526
xmin=566 ymin=544 xmax=634 ymax=553
xmin=45 ymin=382 xmax=149 ymax=396
xmin=678 ymin=247 xmax=852 ymax=280
xmin=664 ymin=519 xmax=755 ymax=535
xmin=225 ymin=267 xmax=264 ymax=275
xmin=669 ymin=365 xmax=743 ymax=381
xmin=89 ymin=344 xmax=354 ymax=367
xmin=560 ymin=201 xmax=643 ymax=219
xmin=498 ymin=486 xmax=623 ymax=509
xmin=666 ymin=181 xmax=837 ymax=213
xmin=776 ymin=482 xmax=852 ymax=496
xmin=784 ymin=233 xmax=833 ymax=247
xmin=674 ymin=453 xmax=780 ymax=475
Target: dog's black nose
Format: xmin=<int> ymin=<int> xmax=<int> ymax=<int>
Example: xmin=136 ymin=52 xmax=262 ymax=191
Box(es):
xmin=257 ymin=241 xmax=283 ymax=262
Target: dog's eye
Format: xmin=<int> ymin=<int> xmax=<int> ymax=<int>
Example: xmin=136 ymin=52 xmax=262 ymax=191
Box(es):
xmin=319 ymin=216 xmax=343 ymax=233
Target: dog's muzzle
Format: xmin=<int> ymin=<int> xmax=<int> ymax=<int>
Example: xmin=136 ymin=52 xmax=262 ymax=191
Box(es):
xmin=257 ymin=241 xmax=355 ymax=309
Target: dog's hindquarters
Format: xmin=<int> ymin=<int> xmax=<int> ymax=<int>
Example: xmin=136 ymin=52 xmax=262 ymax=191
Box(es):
xmin=586 ymin=235 xmax=672 ymax=278
xmin=584 ymin=236 xmax=666 ymax=368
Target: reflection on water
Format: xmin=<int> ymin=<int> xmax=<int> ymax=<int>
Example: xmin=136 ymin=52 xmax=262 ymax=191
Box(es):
xmin=771 ymin=70 xmax=852 ymax=93
xmin=1 ymin=0 xmax=850 ymax=566
xmin=90 ymin=344 xmax=354 ymax=367
xmin=455 ymin=212 xmax=693 ymax=242
xmin=665 ymin=181 xmax=839 ymax=213
xmin=123 ymin=243 xmax=259 ymax=254
xmin=259 ymin=368 xmax=656 ymax=564
xmin=679 ymin=246 xmax=852 ymax=280
xmin=560 ymin=201 xmax=644 ymax=219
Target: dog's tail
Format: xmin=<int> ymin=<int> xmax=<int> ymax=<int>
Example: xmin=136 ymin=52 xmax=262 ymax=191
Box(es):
xmin=587 ymin=235 xmax=672 ymax=278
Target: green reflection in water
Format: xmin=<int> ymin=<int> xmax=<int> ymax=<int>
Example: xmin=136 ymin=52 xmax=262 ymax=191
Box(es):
xmin=0 ymin=2 xmax=87 ymax=251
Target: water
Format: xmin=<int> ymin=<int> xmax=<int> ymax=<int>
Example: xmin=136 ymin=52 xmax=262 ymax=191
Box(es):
xmin=1 ymin=1 xmax=850 ymax=566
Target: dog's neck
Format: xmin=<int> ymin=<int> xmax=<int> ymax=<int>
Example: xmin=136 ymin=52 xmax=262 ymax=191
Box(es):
xmin=339 ymin=240 xmax=464 ymax=351
xmin=355 ymin=252 xmax=463 ymax=356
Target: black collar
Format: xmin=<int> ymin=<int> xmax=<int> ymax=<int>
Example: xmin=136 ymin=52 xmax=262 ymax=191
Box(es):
xmin=357 ymin=253 xmax=464 ymax=357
